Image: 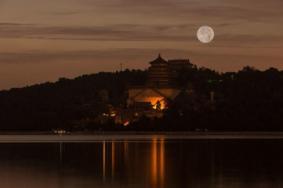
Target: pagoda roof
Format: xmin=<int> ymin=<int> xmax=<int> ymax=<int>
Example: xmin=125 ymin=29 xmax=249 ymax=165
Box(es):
xmin=168 ymin=59 xmax=191 ymax=64
xmin=149 ymin=54 xmax=168 ymax=65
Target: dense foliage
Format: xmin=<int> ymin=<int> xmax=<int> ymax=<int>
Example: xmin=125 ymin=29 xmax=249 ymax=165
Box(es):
xmin=160 ymin=67 xmax=283 ymax=131
xmin=0 ymin=70 xmax=146 ymax=131
xmin=1 ymin=65 xmax=283 ymax=131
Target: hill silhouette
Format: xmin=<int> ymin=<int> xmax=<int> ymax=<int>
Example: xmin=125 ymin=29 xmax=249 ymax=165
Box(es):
xmin=1 ymin=65 xmax=283 ymax=131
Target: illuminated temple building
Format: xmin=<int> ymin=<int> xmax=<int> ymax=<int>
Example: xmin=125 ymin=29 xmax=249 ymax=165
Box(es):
xmin=127 ymin=54 xmax=192 ymax=115
xmin=96 ymin=55 xmax=194 ymax=125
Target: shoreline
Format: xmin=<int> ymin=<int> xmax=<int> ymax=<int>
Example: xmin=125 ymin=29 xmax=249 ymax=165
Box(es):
xmin=0 ymin=132 xmax=283 ymax=142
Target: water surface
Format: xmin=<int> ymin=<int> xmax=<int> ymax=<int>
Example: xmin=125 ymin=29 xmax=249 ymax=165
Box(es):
xmin=0 ymin=139 xmax=282 ymax=188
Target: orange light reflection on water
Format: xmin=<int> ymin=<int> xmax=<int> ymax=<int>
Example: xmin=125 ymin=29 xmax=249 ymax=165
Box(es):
xmin=151 ymin=138 xmax=165 ymax=188
xmin=103 ymin=141 xmax=106 ymax=181
xmin=111 ymin=141 xmax=115 ymax=178
xmin=151 ymin=139 xmax=158 ymax=187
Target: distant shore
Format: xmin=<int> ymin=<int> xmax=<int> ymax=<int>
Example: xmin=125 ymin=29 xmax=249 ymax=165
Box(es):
xmin=0 ymin=132 xmax=283 ymax=143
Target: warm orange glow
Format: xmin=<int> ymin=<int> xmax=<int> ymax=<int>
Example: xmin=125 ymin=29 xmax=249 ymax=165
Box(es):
xmin=111 ymin=141 xmax=115 ymax=178
xmin=160 ymin=139 xmax=165 ymax=188
xmin=102 ymin=141 xmax=106 ymax=181
xmin=151 ymin=138 xmax=165 ymax=188
xmin=151 ymin=139 xmax=158 ymax=187
xmin=144 ymin=97 xmax=166 ymax=110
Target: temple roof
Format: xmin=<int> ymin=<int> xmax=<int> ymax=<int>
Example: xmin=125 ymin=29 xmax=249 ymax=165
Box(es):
xmin=149 ymin=54 xmax=168 ymax=65
xmin=168 ymin=59 xmax=191 ymax=64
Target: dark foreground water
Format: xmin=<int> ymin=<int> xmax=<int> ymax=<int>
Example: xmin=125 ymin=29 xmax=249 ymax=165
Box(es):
xmin=0 ymin=139 xmax=283 ymax=188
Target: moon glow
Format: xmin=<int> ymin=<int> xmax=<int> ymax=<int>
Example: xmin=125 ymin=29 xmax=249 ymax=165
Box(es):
xmin=197 ymin=26 xmax=215 ymax=43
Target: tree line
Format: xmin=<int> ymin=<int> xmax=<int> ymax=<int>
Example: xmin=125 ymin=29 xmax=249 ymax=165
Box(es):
xmin=1 ymin=65 xmax=283 ymax=131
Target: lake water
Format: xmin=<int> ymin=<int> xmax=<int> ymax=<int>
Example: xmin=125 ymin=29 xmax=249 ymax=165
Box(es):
xmin=0 ymin=139 xmax=282 ymax=188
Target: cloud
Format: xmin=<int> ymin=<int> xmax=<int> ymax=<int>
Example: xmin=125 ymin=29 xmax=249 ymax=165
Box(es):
xmin=214 ymin=34 xmax=283 ymax=48
xmin=0 ymin=22 xmax=282 ymax=48
xmin=0 ymin=49 xmax=189 ymax=64
xmin=79 ymin=0 xmax=283 ymax=22
xmin=0 ymin=23 xmax=199 ymax=41
xmin=0 ymin=0 xmax=283 ymax=90
xmin=0 ymin=46 xmax=282 ymax=65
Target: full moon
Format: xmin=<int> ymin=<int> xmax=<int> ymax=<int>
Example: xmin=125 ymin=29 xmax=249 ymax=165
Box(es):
xmin=197 ymin=26 xmax=215 ymax=43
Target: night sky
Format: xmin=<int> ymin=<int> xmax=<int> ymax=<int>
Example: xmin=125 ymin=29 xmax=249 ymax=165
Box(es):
xmin=0 ymin=0 xmax=282 ymax=89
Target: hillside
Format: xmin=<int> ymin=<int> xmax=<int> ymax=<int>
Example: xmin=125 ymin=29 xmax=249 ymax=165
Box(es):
xmin=1 ymin=66 xmax=283 ymax=131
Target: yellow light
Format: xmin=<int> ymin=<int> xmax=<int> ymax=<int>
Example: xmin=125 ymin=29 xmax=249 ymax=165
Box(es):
xmin=146 ymin=97 xmax=166 ymax=110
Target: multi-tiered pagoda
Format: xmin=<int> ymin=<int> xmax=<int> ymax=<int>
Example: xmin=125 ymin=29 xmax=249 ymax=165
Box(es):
xmin=147 ymin=54 xmax=172 ymax=87
xmin=127 ymin=54 xmax=192 ymax=113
